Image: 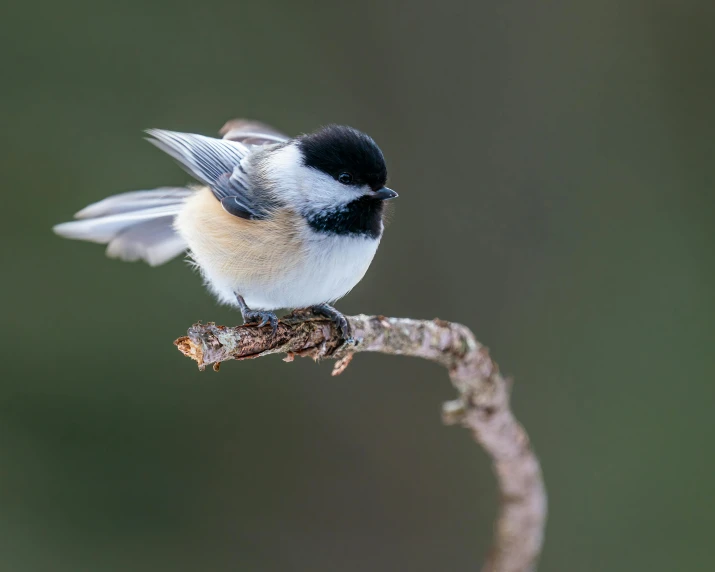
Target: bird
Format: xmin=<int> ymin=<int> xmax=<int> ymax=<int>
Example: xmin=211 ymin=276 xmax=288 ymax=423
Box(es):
xmin=53 ymin=119 xmax=398 ymax=339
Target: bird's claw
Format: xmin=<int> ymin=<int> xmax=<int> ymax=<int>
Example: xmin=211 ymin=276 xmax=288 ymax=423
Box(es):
xmin=243 ymin=310 xmax=278 ymax=335
xmin=309 ymin=303 xmax=353 ymax=342
xmin=235 ymin=295 xmax=278 ymax=335
xmin=334 ymin=314 xmax=351 ymax=340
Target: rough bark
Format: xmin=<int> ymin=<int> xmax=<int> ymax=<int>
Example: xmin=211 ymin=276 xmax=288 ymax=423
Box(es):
xmin=175 ymin=313 xmax=547 ymax=572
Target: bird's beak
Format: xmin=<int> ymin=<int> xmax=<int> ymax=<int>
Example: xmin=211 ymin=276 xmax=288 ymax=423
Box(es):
xmin=374 ymin=187 xmax=398 ymax=200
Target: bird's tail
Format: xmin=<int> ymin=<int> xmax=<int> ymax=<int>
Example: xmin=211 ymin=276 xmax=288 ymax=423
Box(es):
xmin=53 ymin=187 xmax=193 ymax=267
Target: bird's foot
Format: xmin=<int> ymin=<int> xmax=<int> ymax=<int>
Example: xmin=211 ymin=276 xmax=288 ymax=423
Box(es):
xmin=308 ymin=303 xmax=353 ymax=343
xmin=235 ymin=294 xmax=278 ymax=335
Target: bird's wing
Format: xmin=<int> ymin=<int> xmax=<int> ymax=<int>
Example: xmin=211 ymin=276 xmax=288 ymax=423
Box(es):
xmin=145 ymin=129 xmax=275 ymax=220
xmin=219 ymin=118 xmax=290 ymax=146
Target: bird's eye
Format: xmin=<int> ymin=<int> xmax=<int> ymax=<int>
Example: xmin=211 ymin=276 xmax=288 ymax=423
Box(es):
xmin=337 ymin=172 xmax=353 ymax=185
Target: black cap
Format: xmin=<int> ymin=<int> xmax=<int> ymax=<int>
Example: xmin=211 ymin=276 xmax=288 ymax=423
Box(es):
xmin=298 ymin=125 xmax=388 ymax=191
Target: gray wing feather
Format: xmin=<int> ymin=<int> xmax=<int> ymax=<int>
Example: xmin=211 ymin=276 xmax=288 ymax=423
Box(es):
xmin=106 ymin=217 xmax=187 ymax=267
xmin=53 ymin=187 xmax=189 ymax=266
xmin=219 ymin=119 xmax=290 ymax=146
xmin=54 ymin=205 xmax=184 ymax=243
xmin=145 ymin=129 xmax=270 ymax=219
xmin=75 ymin=187 xmax=193 ymax=218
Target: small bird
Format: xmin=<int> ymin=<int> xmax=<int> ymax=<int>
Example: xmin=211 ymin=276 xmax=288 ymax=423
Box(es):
xmin=53 ymin=119 xmax=397 ymax=338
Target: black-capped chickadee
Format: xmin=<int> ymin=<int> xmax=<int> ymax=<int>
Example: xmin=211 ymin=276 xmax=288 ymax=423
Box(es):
xmin=53 ymin=119 xmax=398 ymax=338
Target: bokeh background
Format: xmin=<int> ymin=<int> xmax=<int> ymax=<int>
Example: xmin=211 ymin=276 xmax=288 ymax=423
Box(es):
xmin=2 ymin=1 xmax=714 ymax=570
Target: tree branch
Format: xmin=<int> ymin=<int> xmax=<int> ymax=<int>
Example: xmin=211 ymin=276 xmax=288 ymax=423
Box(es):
xmin=175 ymin=314 xmax=546 ymax=572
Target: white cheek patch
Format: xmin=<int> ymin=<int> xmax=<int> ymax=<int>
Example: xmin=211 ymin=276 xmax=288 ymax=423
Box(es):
xmin=262 ymin=144 xmax=365 ymax=215
xmin=257 ymin=144 xmax=304 ymax=204
xmin=301 ymin=173 xmax=364 ymax=215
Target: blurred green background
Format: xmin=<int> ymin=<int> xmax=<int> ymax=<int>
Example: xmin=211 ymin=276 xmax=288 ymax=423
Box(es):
xmin=2 ymin=1 xmax=714 ymax=570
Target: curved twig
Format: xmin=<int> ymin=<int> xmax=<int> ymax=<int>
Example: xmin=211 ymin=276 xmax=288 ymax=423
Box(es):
xmin=175 ymin=314 xmax=546 ymax=572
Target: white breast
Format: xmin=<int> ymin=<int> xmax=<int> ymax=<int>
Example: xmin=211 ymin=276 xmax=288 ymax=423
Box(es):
xmin=175 ymin=188 xmax=381 ymax=310
xmin=233 ymin=230 xmax=381 ymax=310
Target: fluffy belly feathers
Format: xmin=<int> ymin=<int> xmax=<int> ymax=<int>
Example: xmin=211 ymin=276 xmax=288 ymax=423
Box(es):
xmin=174 ymin=188 xmax=380 ymax=309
